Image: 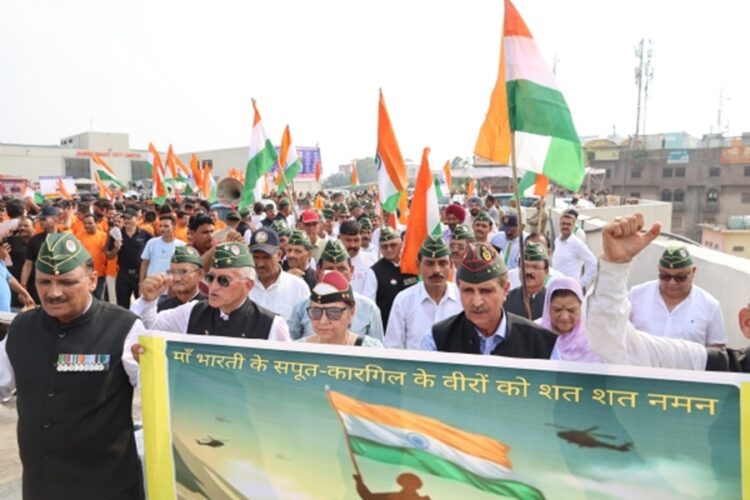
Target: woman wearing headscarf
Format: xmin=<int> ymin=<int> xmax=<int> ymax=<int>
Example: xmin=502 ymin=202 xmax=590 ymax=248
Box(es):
xmin=538 ymin=276 xmax=601 ymax=362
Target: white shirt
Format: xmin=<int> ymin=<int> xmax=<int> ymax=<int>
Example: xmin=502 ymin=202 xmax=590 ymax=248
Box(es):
xmin=489 ymin=233 xmax=524 ymax=270
xmin=131 ymin=297 xmax=291 ymax=341
xmin=360 ymin=259 xmax=399 ymax=301
xmin=583 ymin=260 xmax=707 ymax=369
xmin=350 ymin=251 xmax=377 ymax=295
xmin=385 ymin=282 xmax=463 ymax=349
xmin=248 ymin=270 xmax=311 ymax=321
xmin=552 ymin=235 xmax=597 ymax=289
xmin=628 ymin=280 xmax=726 ymax=346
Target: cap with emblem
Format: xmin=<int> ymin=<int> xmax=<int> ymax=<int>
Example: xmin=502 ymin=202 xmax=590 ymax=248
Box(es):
xmin=289 ymin=230 xmax=313 ymax=249
xmin=338 ymin=204 xmax=350 ymax=215
xmin=270 ymin=219 xmax=292 ymax=238
xmin=456 ymin=243 xmax=507 ymax=284
xmin=358 ymin=218 xmax=372 ymax=231
xmin=322 ymin=208 xmax=334 ymax=221
xmin=348 ymin=200 xmax=361 ymax=210
xmin=659 ymin=245 xmax=693 ymax=270
xmin=171 ymin=246 xmax=203 ymax=267
xmin=379 ymin=227 xmax=400 ymax=243
xmin=320 ymin=240 xmax=349 ymax=263
xmin=40 ymin=205 xmax=61 ymax=218
xmin=249 ymin=227 xmax=280 ymax=255
xmin=500 ymin=212 xmax=518 ymax=230
xmin=212 ymin=242 xmax=253 ymax=268
xmin=226 ymin=211 xmax=241 ymax=222
xmin=310 ymin=270 xmax=354 ymax=306
xmin=36 ymin=233 xmax=92 ymax=276
xmin=452 ymin=224 xmax=474 ymax=241
xmin=419 ymin=235 xmax=450 ymax=259
xmin=523 ymin=242 xmax=549 ymax=262
xmin=472 ymin=210 xmax=493 ymax=225
xmin=239 ymin=207 xmax=251 ymax=218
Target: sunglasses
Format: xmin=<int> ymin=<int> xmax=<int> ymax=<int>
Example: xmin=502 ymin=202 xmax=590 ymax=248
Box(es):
xmin=307 ymin=306 xmax=348 ymax=321
xmin=205 ymin=273 xmax=237 ymax=288
xmin=658 ymin=272 xmax=690 ymax=283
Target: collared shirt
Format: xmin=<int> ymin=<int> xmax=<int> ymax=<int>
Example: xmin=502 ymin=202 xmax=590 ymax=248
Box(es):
xmin=109 ymin=227 xmax=151 ymax=271
xmin=419 ymin=309 xmax=508 ymax=355
xmin=385 ymin=282 xmax=463 ymax=349
xmin=130 ymin=297 xmax=291 ymax=342
xmin=628 ymin=280 xmax=726 ymax=346
xmin=490 ymin=233 xmax=523 ymax=270
xmin=286 ymin=291 xmax=384 ymax=341
xmin=350 ymin=251 xmax=377 ymax=295
xmin=141 ymin=237 xmax=186 ymax=277
xmin=248 ymin=270 xmax=311 ymax=321
xmin=551 ymin=235 xmax=597 ymax=289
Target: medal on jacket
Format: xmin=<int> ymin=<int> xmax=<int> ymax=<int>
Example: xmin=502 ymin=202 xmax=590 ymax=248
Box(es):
xmin=56 ymin=354 xmax=111 ymax=372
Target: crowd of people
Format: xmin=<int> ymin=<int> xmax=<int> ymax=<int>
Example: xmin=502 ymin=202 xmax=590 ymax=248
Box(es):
xmin=0 ymin=187 xmax=745 ymax=498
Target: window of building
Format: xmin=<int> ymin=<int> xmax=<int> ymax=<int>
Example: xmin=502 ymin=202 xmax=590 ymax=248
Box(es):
xmin=675 ymin=167 xmax=685 ymax=177
xmin=745 ymin=166 xmax=750 ymax=176
xmin=709 ymin=167 xmax=721 ymax=177
xmin=630 ymin=192 xmax=640 ymax=198
xmin=707 ymin=189 xmax=719 ymax=202
xmin=64 ymin=158 xmax=90 ymax=179
xmin=131 ymin=161 xmax=150 ymax=181
xmin=673 ymin=189 xmax=685 ymax=202
xmin=661 ymin=189 xmax=672 ymax=202
xmin=662 ymin=167 xmax=673 ymax=177
xmin=631 ymin=170 xmax=641 ymax=178
xmin=733 ymin=246 xmax=745 ymax=252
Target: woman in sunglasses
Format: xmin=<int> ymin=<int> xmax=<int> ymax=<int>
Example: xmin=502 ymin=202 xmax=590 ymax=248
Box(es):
xmin=299 ymin=271 xmax=383 ymax=347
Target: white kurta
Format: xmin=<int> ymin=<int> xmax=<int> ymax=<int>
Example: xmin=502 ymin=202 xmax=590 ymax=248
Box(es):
xmin=248 ymin=271 xmax=311 ymax=322
xmin=350 ymin=251 xmax=377 ymax=295
xmin=551 ymin=235 xmax=597 ymax=289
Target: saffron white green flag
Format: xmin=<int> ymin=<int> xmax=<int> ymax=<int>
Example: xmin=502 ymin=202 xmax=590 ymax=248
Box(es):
xmin=242 ymin=99 xmax=278 ymax=209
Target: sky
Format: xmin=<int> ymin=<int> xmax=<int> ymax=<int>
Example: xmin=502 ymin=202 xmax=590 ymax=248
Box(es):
xmin=2 ymin=0 xmax=749 ymax=176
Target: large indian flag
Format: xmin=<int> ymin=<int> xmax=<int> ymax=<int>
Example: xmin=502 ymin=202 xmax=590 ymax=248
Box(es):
xmin=329 ymin=391 xmax=543 ymax=499
xmin=475 ymin=0 xmax=584 ymax=192
xmin=147 ymin=143 xmax=167 ymax=205
xmin=276 ymin=125 xmax=302 ymax=195
xmin=376 ymin=89 xmax=409 ymax=213
xmin=241 ymin=99 xmax=278 ymax=209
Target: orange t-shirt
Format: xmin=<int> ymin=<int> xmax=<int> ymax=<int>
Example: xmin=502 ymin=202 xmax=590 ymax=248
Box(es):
xmin=78 ymin=230 xmax=108 ymax=277
xmin=138 ymin=222 xmax=155 ymax=236
xmin=71 ymin=218 xmax=85 ymax=238
xmin=174 ymin=225 xmax=188 ymax=243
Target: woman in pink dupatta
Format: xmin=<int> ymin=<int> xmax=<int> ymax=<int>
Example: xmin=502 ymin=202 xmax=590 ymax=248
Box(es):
xmin=538 ymin=277 xmax=601 ymax=362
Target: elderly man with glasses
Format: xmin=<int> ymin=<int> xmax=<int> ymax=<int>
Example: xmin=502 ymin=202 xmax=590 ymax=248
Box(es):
xmin=157 ymin=246 xmax=206 ymax=311
xmin=131 ymin=242 xmax=291 ymax=340
xmin=627 ymin=244 xmax=726 ymax=347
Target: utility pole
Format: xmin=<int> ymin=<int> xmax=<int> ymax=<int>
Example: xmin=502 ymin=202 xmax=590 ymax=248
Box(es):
xmin=642 ymin=40 xmax=655 ymax=137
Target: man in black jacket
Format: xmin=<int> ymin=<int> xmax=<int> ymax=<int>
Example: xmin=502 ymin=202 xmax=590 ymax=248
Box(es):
xmin=422 ymin=242 xmax=556 ymax=358
xmin=0 ymin=232 xmax=145 ymax=499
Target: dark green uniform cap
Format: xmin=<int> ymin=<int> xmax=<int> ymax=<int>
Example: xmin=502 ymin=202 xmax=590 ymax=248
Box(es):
xmin=289 ymin=230 xmax=313 ymax=249
xmin=36 ymin=233 xmax=92 ymax=276
xmin=379 ymin=227 xmax=400 ymax=242
xmin=659 ymin=245 xmax=693 ymax=269
xmin=171 ymin=246 xmax=203 ymax=267
xmin=322 ymin=208 xmax=335 ymax=220
xmin=212 ymin=242 xmax=253 ymax=269
xmin=451 ymin=224 xmax=474 ymax=241
xmin=358 ymin=218 xmax=373 ymax=231
xmin=419 ymin=235 xmax=450 ymax=259
xmin=271 ymin=219 xmax=292 ymax=237
xmin=473 ymin=210 xmax=493 ymax=225
xmin=278 ymin=198 xmax=291 ymax=209
xmin=524 ymin=242 xmax=549 ymax=262
xmin=320 ymin=240 xmax=349 ymax=263
xmin=456 ymin=243 xmax=507 ymax=284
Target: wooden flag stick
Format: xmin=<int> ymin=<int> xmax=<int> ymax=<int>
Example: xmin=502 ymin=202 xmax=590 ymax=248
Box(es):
xmin=509 ymin=133 xmax=533 ymax=320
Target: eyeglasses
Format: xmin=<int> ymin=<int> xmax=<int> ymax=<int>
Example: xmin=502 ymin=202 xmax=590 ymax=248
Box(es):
xmin=307 ymin=306 xmax=348 ymax=321
xmin=658 ymin=272 xmax=691 ymax=283
xmin=205 ymin=273 xmax=236 ymax=288
xmin=167 ymin=268 xmax=200 ymax=277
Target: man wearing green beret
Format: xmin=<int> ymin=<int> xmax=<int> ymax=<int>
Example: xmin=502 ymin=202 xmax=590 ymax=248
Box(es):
xmin=287 ymin=240 xmax=384 ymax=341
xmin=361 ymin=227 xmax=417 ymax=330
xmin=386 ymin=236 xmax=462 ymax=349
xmin=471 ymin=210 xmax=494 ymax=244
xmin=449 ymin=224 xmax=474 ymax=272
xmin=157 ymin=246 xmax=206 ymax=312
xmin=282 ymin=230 xmax=316 ymax=290
xmin=504 ymin=242 xmax=549 ymax=320
xmin=131 ymin=241 xmax=291 ymax=341
xmin=627 ymin=244 xmax=726 ymax=347
xmin=421 ymin=242 xmax=556 ymax=357
xmin=358 ymin=217 xmax=377 ymax=258
xmin=1 ymin=233 xmax=147 ymax=498
xmin=271 ymin=219 xmax=292 ymax=258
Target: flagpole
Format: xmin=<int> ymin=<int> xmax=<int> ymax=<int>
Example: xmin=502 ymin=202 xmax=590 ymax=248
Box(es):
xmin=509 ymin=133 xmax=532 ymax=320
xmin=325 ymin=389 xmax=362 ymax=476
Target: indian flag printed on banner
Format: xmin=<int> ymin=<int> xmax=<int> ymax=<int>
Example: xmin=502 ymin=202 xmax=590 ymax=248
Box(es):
xmin=328 ymin=391 xmax=544 ymax=500
xmin=474 ymin=0 xmax=584 ymax=192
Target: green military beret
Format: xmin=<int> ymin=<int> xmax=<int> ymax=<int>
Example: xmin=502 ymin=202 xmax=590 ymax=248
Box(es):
xmin=226 ymin=211 xmax=241 ymax=222
xmin=322 ymin=208 xmax=334 ymax=220
xmin=452 ymin=224 xmax=474 ymax=241
xmin=379 ymin=227 xmax=400 ymax=243
xmin=349 ymin=200 xmax=361 ymax=210
xmin=320 ymin=240 xmax=349 ymax=264
xmin=36 ymin=233 xmax=92 ymax=276
xmin=278 ymin=198 xmax=291 ymax=209
xmin=212 ymin=242 xmax=253 ymax=269
xmin=368 ymin=212 xmax=379 ymax=221
xmin=289 ymin=230 xmax=313 ymax=249
xmin=238 ymin=208 xmax=251 ymax=218
xmin=659 ymin=245 xmax=693 ymax=270
xmin=472 ymin=210 xmax=493 ymax=225
xmin=524 ymin=242 xmax=549 ymax=262
xmin=419 ymin=235 xmax=450 ymax=259
xmin=456 ymin=243 xmax=507 ymax=284
xmin=171 ymin=246 xmax=203 ymax=267
xmin=358 ymin=218 xmax=373 ymax=230
xmin=337 ymin=203 xmax=350 ymax=215
xmin=271 ymin=219 xmax=292 ymax=237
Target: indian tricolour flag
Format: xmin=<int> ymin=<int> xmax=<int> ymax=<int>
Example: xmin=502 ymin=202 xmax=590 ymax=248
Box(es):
xmin=400 ymin=147 xmax=442 ymax=276
xmin=376 ymin=89 xmax=408 ymax=214
xmin=329 ymin=391 xmax=543 ymax=500
xmin=241 ymin=99 xmax=278 ymax=209
xmin=474 ymin=0 xmax=584 ymax=192
xmin=275 ymin=125 xmax=302 ymax=195
xmin=147 ymin=143 xmax=167 ymax=205
xmin=91 ymin=154 xmax=126 ymax=189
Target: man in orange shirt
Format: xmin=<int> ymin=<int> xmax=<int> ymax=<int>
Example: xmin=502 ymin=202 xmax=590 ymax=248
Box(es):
xmin=174 ymin=210 xmax=189 ymax=243
xmin=71 ymin=203 xmax=90 ymax=238
xmin=79 ymin=213 xmax=109 ymax=299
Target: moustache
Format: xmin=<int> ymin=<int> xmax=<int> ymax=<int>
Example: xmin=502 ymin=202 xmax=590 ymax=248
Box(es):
xmin=428 ymin=273 xmax=444 ymax=280
xmin=470 ymin=307 xmax=488 ymax=314
xmin=525 ymin=274 xmax=535 ymax=280
xmin=44 ymin=297 xmax=67 ymax=304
